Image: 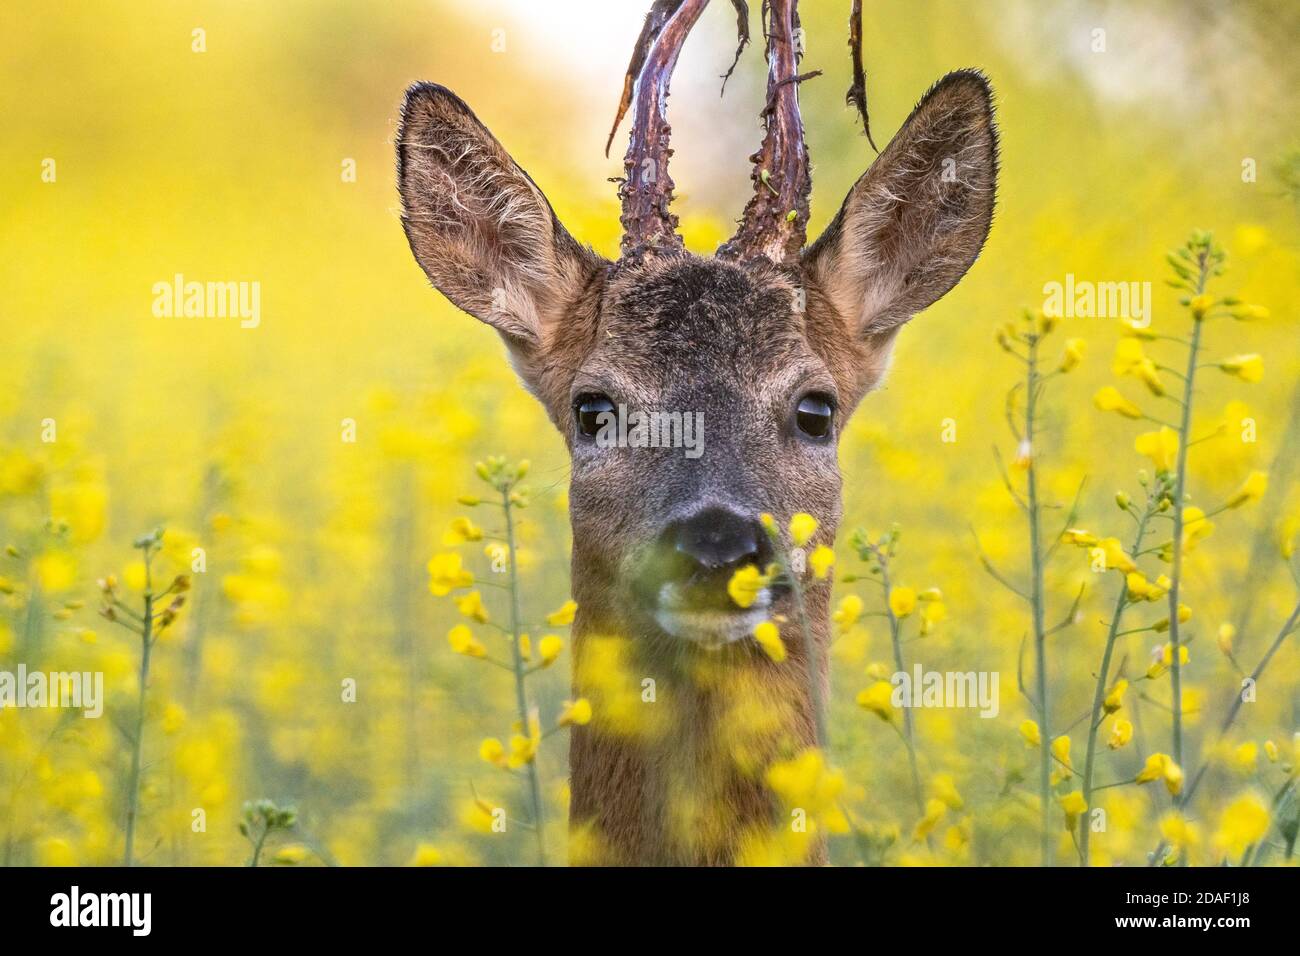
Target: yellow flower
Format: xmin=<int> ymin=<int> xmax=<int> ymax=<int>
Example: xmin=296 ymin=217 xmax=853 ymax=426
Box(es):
xmin=1051 ymin=735 xmax=1072 ymax=769
xmin=1122 ymin=322 xmax=1159 ymax=340
xmin=441 ymin=516 xmax=483 ymax=545
xmin=1093 ymin=386 xmax=1142 ymax=419
xmin=1059 ymin=338 xmax=1086 ymax=372
xmin=1059 ymin=790 xmax=1087 ymax=829
xmin=832 ymin=594 xmax=864 ymax=630
xmin=789 ymin=513 xmax=818 ymax=547
xmin=460 ymin=797 xmax=500 ymax=834
xmin=1225 ymin=470 xmax=1267 ymax=508
xmin=808 ymin=545 xmax=835 ymax=580
xmin=856 ymin=681 xmax=895 ymax=723
xmin=507 ymin=733 xmax=538 ymax=768
xmin=1136 ymin=753 xmax=1184 ymax=795
xmin=1019 ymin=719 xmax=1041 ymax=748
xmin=1096 ymin=538 xmax=1137 ymax=574
xmin=479 ymin=737 xmax=507 ymax=767
xmin=37 ymin=552 xmax=78 ymax=593
xmin=50 ymin=482 xmax=108 ymax=544
xmin=919 ymin=599 xmax=947 ymax=635
xmin=1158 ymin=641 xmax=1190 ymax=666
xmin=1126 ymin=572 xmax=1167 ymax=602
xmin=408 ymin=843 xmax=443 ymax=867
xmin=1154 ymin=606 xmax=1192 ymax=635
xmin=1113 ymin=339 xmax=1165 ymax=395
xmin=1112 ymin=338 xmax=1145 ymax=376
xmin=753 ymin=620 xmax=786 ymax=663
xmin=557 ymin=698 xmax=592 ymax=727
xmin=1229 ymin=303 xmax=1268 ymax=321
xmin=1103 ymin=679 xmax=1128 ymax=715
xmin=1134 ymin=427 xmax=1179 ymax=472
xmin=545 ymin=599 xmax=578 ymax=626
xmin=1179 ymin=506 xmax=1214 ymax=552
xmin=537 ymin=634 xmax=563 ymax=667
xmin=1189 ymin=293 xmax=1214 ymax=319
xmin=162 ymin=702 xmax=187 ymax=735
xmin=427 ymin=552 xmax=473 ymax=596
xmin=930 ymin=774 xmax=964 ymax=810
xmin=727 ymin=564 xmax=772 ymax=609
xmin=1219 ymin=354 xmax=1263 ymax=383
xmin=1108 ymin=719 xmax=1133 ymax=749
xmin=1217 ymin=623 xmax=1236 ymax=656
xmin=272 ymin=845 xmax=309 ymax=865
xmin=454 ymin=590 xmax=489 ymax=623
xmin=447 ymin=624 xmax=486 ymax=658
xmin=1213 ymin=793 xmax=1269 ymax=858
xmin=1159 ymin=812 xmax=1201 ymax=850
xmin=765 ymin=749 xmax=850 ymax=836
xmin=1063 ymin=528 xmax=1099 ymax=546
xmin=1229 ymin=742 xmax=1257 ymax=774
xmin=914 ymin=798 xmax=948 ymax=841
xmin=889 ymin=586 xmax=917 ymax=618
xmin=1125 ymin=572 xmax=1153 ymax=600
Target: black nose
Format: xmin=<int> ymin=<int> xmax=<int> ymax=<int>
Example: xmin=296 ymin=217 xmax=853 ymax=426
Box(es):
xmin=668 ymin=506 xmax=768 ymax=573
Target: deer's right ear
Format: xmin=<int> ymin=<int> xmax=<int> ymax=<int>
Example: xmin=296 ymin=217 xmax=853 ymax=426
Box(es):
xmin=397 ymin=83 xmax=605 ymax=359
xmin=803 ymin=71 xmax=998 ymax=337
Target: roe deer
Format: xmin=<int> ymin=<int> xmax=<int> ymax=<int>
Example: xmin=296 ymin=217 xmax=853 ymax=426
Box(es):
xmin=397 ymin=0 xmax=997 ymax=864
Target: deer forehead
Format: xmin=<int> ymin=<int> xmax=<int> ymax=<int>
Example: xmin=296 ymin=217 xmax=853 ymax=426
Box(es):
xmin=578 ymin=255 xmax=831 ymax=401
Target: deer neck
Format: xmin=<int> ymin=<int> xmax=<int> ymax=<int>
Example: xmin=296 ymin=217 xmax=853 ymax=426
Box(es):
xmin=566 ymin=587 xmax=828 ymax=866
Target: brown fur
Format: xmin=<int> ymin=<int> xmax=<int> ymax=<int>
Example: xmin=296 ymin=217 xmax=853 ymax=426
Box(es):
xmin=397 ymin=71 xmax=998 ymax=865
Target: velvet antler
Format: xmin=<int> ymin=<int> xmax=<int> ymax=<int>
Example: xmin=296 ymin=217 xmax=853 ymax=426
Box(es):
xmin=717 ymin=0 xmax=816 ymax=264
xmin=611 ymin=0 xmax=874 ymax=265
xmin=607 ymin=0 xmax=712 ymax=258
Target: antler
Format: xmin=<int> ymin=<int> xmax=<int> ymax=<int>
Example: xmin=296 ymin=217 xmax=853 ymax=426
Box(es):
xmin=608 ymin=0 xmax=712 ymax=259
xmin=717 ymin=0 xmax=815 ymax=265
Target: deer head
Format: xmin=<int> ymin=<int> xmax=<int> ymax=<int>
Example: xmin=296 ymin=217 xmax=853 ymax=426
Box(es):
xmin=397 ymin=0 xmax=997 ymax=864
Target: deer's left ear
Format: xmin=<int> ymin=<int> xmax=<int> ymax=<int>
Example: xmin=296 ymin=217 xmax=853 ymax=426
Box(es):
xmin=397 ymin=83 xmax=606 ymax=364
xmin=803 ymin=70 xmax=998 ymax=337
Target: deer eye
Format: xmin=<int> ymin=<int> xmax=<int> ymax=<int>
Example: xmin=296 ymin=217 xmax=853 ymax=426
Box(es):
xmin=574 ymin=394 xmax=616 ymax=438
xmin=795 ymin=394 xmax=834 ymax=440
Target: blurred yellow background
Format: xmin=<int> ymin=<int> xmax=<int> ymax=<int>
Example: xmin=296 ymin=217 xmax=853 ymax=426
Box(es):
xmin=1 ymin=0 xmax=1298 ymax=865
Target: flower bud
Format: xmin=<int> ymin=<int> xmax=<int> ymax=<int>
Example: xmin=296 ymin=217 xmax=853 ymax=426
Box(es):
xmin=1189 ymin=293 xmax=1214 ymax=319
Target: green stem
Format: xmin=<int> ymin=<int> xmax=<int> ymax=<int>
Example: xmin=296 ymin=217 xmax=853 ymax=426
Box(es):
xmin=785 ymin=553 xmax=827 ymax=749
xmin=1025 ymin=333 xmax=1051 ymax=866
xmin=1078 ymin=507 xmax=1152 ymax=865
xmin=1167 ymin=262 xmax=1208 ymax=793
xmin=760 ymin=524 xmax=827 ymax=750
xmin=1149 ymin=598 xmax=1300 ymax=863
xmin=502 ymin=490 xmax=546 ymax=867
xmin=123 ymin=547 xmax=154 ymax=867
xmin=249 ymin=827 xmax=269 ymax=868
xmin=879 ymin=555 xmax=924 ymax=816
